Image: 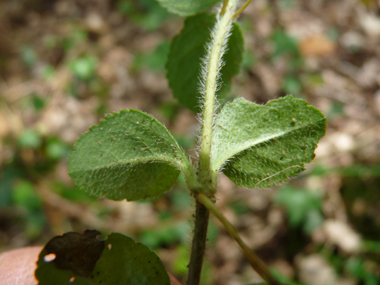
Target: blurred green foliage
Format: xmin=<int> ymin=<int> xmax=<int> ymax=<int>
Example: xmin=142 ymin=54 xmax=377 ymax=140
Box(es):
xmin=341 ymin=175 xmax=380 ymax=240
xmin=69 ymin=56 xmax=97 ymax=82
xmin=274 ymin=186 xmax=324 ymax=233
xmin=170 ymin=190 xmax=192 ymax=210
xmin=0 ymin=166 xmax=21 ymax=207
xmin=62 ymin=30 xmax=88 ymax=51
xmin=271 ymin=29 xmax=305 ymax=98
xmin=172 ymin=244 xmax=189 ymax=275
xmin=242 ymin=48 xmax=258 ymax=69
xmin=282 ymin=76 xmax=302 ymax=97
xmin=140 ymin=222 xmax=190 ymax=249
xmin=0 ymin=119 xmax=96 ymax=243
xmin=117 ymin=0 xmax=171 ymax=31
xmin=31 ymin=94 xmax=46 ymax=112
xmin=133 ymin=41 xmax=170 ymax=71
xmin=278 ymin=0 xmax=298 ymax=9
xmin=230 ymin=200 xmax=251 ymax=215
xmin=255 ymin=269 xmax=300 ymax=285
xmin=12 ymin=180 xmax=46 ymax=238
xmin=51 ymin=182 xmax=95 ymax=202
xmin=46 ymin=138 xmax=71 ymax=160
xmin=42 ymin=65 xmax=56 ymax=80
xmin=321 ymin=246 xmax=380 ymax=285
xmin=159 ymin=101 xmax=180 ymax=121
xmin=18 ymin=129 xmax=42 ymax=149
xmin=271 ymin=29 xmax=300 ymax=59
xmin=20 ymin=45 xmax=37 ymax=68
xmin=346 ymin=258 xmax=379 ymax=285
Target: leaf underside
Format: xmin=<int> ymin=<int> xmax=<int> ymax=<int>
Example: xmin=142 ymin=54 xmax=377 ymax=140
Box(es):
xmin=35 ymin=230 xmax=170 ymax=285
xmin=166 ymin=13 xmax=244 ymax=113
xmin=157 ymin=0 xmax=220 ymax=16
xmin=69 ymin=110 xmax=188 ymax=201
xmin=211 ymin=96 xmax=326 ymax=188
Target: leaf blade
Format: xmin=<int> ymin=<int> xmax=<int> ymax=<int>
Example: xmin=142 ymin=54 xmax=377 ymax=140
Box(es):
xmin=69 ymin=109 xmax=189 ymax=201
xmin=211 ymin=96 xmax=326 ymax=188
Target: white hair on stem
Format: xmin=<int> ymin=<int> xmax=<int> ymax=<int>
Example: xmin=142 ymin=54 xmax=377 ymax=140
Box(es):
xmin=197 ymin=0 xmax=238 ymax=182
xmin=197 ymin=5 xmax=235 ymax=118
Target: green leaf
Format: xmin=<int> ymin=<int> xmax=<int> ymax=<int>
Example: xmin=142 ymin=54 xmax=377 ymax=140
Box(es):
xmin=157 ymin=0 xmax=220 ymax=16
xmin=211 ymin=96 xmax=326 ymax=188
xmin=35 ymin=230 xmax=170 ymax=285
xmin=69 ymin=110 xmax=189 ymax=201
xmin=166 ymin=13 xmax=244 ymax=113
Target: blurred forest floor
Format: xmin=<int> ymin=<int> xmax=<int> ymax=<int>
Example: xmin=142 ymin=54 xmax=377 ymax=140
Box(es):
xmin=0 ymin=0 xmax=380 ymax=284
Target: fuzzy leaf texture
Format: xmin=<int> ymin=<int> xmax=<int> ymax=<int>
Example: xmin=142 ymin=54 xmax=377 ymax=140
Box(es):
xmin=166 ymin=13 xmax=244 ymax=113
xmin=69 ymin=110 xmax=188 ymax=201
xmin=35 ymin=230 xmax=170 ymax=285
xmin=211 ymin=96 xmax=326 ymax=188
xmin=157 ymin=0 xmax=220 ymax=16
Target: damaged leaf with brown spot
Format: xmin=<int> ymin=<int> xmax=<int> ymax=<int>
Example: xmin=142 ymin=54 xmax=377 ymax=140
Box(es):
xmin=35 ymin=230 xmax=170 ymax=285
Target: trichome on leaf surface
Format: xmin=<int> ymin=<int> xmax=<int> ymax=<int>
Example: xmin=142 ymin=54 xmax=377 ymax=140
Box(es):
xmin=35 ymin=0 xmax=326 ymax=284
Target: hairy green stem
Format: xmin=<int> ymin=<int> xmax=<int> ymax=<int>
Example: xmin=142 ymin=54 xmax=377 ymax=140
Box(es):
xmin=187 ymin=200 xmax=210 ymax=285
xmin=188 ymin=2 xmax=237 ymax=283
xmin=198 ymin=0 xmax=238 ymax=193
xmin=188 ymin=1 xmax=255 ymax=284
xmin=196 ymin=193 xmax=281 ymax=285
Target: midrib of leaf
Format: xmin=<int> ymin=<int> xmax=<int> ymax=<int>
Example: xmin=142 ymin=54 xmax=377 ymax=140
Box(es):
xmin=70 ymin=155 xmax=182 ymax=174
xmin=71 ymin=118 xmax=189 ymax=173
xmin=212 ymin=118 xmax=325 ymax=172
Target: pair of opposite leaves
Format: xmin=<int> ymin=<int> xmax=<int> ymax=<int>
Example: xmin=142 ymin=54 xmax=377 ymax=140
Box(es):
xmin=68 ymin=96 xmax=326 ymax=201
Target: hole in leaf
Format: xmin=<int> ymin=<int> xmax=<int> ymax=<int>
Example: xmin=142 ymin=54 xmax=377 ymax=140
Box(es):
xmin=44 ymin=253 xmax=56 ymax=262
xmin=40 ymin=230 xmax=105 ymax=278
xmin=69 ymin=276 xmax=75 ymax=283
xmin=107 ymin=243 xmax=112 ymax=250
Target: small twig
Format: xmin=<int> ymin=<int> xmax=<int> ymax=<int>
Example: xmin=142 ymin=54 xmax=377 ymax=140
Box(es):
xmin=232 ymin=0 xmax=253 ymax=19
xmin=220 ymin=0 xmax=229 ymax=15
xmin=196 ymin=193 xmax=281 ymax=285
